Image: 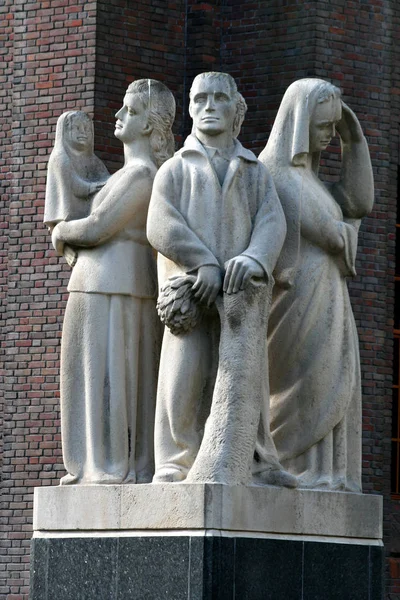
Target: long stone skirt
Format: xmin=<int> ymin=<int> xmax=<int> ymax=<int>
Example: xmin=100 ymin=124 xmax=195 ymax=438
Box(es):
xmin=60 ymin=291 xmax=161 ymax=485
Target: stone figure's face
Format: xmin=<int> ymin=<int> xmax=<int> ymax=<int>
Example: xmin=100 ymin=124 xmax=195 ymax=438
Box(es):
xmin=115 ymin=94 xmax=149 ymax=144
xmin=67 ymin=116 xmax=92 ymax=151
xmin=190 ymin=76 xmax=237 ymax=137
xmin=309 ymin=97 xmax=342 ymax=153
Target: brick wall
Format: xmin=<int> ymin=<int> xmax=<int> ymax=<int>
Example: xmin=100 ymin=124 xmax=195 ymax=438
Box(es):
xmin=1 ymin=1 xmax=399 ymax=598
xmin=0 ymin=1 xmax=13 ymax=593
xmin=219 ymin=3 xmax=399 ymax=590
xmin=310 ymin=2 xmax=399 ymax=597
xmin=221 ymin=0 xmax=318 ymax=152
xmin=0 ymin=0 xmax=13 ymax=479
xmin=94 ymin=0 xmax=186 ymax=170
xmin=1 ymin=2 xmax=188 ymax=596
xmin=1 ymin=2 xmax=98 ymax=597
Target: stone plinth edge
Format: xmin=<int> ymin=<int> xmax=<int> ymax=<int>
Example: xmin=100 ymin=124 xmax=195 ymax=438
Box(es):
xmin=33 ymin=484 xmax=382 ymax=540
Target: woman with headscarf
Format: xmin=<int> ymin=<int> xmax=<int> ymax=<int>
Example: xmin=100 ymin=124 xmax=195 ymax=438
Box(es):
xmin=51 ymin=80 xmax=176 ymax=485
xmin=259 ymin=79 xmax=374 ymax=491
xmin=44 ymin=110 xmax=110 ymax=266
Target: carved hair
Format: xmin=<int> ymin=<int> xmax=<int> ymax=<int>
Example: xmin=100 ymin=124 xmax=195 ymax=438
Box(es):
xmin=189 ymin=72 xmax=247 ymax=138
xmin=126 ymin=79 xmax=176 ymax=167
xmin=316 ymin=81 xmax=341 ymax=105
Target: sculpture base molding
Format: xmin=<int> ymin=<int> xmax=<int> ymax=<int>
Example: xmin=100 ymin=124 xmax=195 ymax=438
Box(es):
xmin=30 ymin=485 xmax=383 ymax=600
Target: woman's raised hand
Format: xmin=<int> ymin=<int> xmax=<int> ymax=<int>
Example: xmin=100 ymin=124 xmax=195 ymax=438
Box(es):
xmin=336 ymin=102 xmax=364 ymax=145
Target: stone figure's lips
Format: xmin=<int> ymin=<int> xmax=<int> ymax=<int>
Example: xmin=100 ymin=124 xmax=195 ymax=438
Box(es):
xmin=115 ymin=122 xmax=123 ymax=129
xmin=202 ymin=117 xmax=219 ymax=121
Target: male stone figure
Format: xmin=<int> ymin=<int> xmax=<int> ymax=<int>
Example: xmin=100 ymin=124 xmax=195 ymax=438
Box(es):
xmin=147 ymin=72 xmax=296 ymax=486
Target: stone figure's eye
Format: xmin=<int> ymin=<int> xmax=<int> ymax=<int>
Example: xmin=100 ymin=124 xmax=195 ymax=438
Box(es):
xmin=318 ymin=121 xmax=332 ymax=130
xmin=128 ymin=108 xmax=136 ymax=116
xmin=215 ymin=93 xmax=229 ymax=102
xmin=194 ymin=94 xmax=206 ymax=103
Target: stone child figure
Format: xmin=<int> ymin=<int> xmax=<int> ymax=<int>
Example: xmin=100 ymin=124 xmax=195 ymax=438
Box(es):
xmin=259 ymin=79 xmax=374 ymax=491
xmin=44 ymin=111 xmax=110 ymax=267
xmin=51 ymin=80 xmax=176 ymax=485
xmin=147 ymin=72 xmax=296 ymax=486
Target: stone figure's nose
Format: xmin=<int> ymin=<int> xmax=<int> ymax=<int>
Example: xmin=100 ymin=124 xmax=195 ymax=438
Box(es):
xmin=205 ymin=96 xmax=216 ymax=111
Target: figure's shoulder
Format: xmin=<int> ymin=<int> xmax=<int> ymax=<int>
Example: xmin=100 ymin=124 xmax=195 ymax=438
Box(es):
xmin=160 ymin=152 xmax=184 ymax=169
xmin=244 ymin=153 xmax=273 ymax=182
xmin=268 ymin=165 xmax=305 ymax=203
xmin=102 ymin=162 xmax=156 ymax=200
xmin=48 ymin=149 xmax=71 ymax=171
xmin=153 ymin=153 xmax=184 ymax=184
xmin=121 ymin=159 xmax=157 ymax=182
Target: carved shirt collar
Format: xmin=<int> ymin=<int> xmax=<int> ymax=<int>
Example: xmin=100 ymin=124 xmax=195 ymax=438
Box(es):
xmin=179 ymin=134 xmax=258 ymax=164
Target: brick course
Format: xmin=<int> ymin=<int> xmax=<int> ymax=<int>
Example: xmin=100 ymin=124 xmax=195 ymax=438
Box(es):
xmin=1 ymin=1 xmax=399 ymax=597
xmin=2 ymin=3 xmax=97 ymax=597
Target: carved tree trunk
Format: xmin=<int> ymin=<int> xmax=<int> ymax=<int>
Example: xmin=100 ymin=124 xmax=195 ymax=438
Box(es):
xmin=186 ymin=281 xmax=272 ymax=484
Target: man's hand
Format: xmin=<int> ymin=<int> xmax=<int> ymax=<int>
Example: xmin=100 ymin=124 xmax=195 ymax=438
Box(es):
xmin=192 ymin=265 xmax=222 ymax=307
xmin=223 ymin=256 xmax=265 ymax=294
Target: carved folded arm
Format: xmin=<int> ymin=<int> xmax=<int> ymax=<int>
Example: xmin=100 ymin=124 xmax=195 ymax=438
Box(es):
xmin=54 ymin=169 xmax=152 ymax=248
xmin=147 ymin=169 xmax=219 ymax=273
xmin=300 ymin=198 xmax=345 ymax=255
xmin=70 ymin=172 xmax=93 ymax=199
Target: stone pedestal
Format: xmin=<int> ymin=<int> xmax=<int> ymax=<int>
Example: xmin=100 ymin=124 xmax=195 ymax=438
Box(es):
xmin=30 ymin=484 xmax=383 ymax=599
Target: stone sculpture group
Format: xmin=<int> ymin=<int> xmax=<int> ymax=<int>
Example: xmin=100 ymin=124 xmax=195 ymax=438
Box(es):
xmin=46 ymin=72 xmax=374 ymax=492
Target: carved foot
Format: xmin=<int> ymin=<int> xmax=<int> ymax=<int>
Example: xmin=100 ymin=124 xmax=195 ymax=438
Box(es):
xmin=297 ymin=477 xmax=360 ymax=492
xmin=253 ymin=468 xmax=298 ymax=488
xmin=60 ymin=473 xmax=80 ymax=486
xmin=123 ymin=471 xmax=137 ymax=484
xmin=297 ymin=478 xmax=331 ymax=490
xmin=153 ymin=467 xmax=186 ymax=483
xmin=343 ymin=481 xmax=362 ymax=493
xmin=136 ymin=469 xmax=154 ymax=484
xmin=123 ymin=469 xmax=154 ymax=484
xmin=81 ymin=472 xmax=125 ymax=485
xmin=331 ymin=478 xmax=346 ymax=492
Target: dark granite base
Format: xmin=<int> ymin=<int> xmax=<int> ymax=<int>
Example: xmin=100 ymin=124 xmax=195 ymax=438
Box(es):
xmin=30 ymin=535 xmax=383 ymax=600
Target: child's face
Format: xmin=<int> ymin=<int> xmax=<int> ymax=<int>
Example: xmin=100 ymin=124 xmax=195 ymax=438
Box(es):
xmin=67 ymin=116 xmax=93 ymax=152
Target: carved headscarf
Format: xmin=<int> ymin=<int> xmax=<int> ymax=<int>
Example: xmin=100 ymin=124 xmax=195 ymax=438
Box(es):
xmin=260 ymin=78 xmax=341 ymax=173
xmin=44 ymin=111 xmax=109 ymax=226
xmin=259 ymin=79 xmax=341 ymax=286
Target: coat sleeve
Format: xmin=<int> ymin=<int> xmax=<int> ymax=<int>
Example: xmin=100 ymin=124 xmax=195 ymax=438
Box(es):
xmin=147 ymin=159 xmax=220 ymax=273
xmin=241 ymin=163 xmax=287 ymax=281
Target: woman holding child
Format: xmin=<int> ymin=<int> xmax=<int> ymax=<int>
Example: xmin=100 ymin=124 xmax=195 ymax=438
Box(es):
xmin=50 ymin=80 xmax=175 ymax=485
